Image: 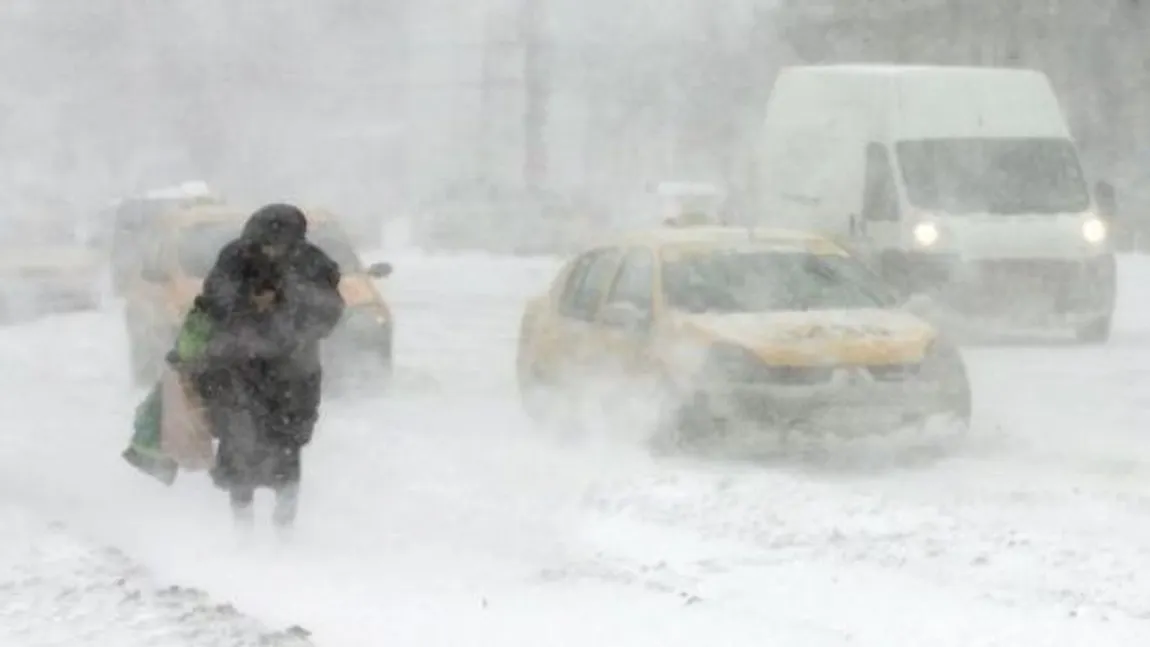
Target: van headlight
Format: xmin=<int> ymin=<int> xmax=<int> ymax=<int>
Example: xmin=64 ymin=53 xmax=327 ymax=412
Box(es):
xmin=913 ymin=222 xmax=940 ymax=247
xmin=1082 ymin=217 xmax=1107 ymax=244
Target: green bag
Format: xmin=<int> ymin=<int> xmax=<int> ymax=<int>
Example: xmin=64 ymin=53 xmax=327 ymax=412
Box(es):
xmin=121 ymin=308 xmax=215 ymax=486
xmin=122 ymin=383 xmax=178 ymax=485
xmin=175 ymin=309 xmax=214 ymax=364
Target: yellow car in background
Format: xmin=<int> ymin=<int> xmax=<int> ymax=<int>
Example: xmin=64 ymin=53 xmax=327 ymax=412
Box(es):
xmin=123 ymin=204 xmax=394 ymax=388
xmin=103 ymin=181 xmax=226 ymax=296
xmin=0 ymin=244 xmax=104 ymax=322
xmin=516 ymin=224 xmax=972 ymax=448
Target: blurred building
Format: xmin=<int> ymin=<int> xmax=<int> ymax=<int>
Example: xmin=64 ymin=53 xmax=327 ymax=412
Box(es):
xmin=1 ymin=0 xmax=1147 ymax=243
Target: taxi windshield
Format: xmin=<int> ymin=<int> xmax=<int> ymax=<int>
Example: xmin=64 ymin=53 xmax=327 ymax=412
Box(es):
xmin=661 ymin=249 xmax=898 ymax=313
xmin=176 ymin=221 xmax=363 ymax=276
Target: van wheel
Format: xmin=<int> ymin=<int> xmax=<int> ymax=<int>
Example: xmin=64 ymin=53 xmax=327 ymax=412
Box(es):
xmin=1075 ymin=315 xmax=1112 ymax=344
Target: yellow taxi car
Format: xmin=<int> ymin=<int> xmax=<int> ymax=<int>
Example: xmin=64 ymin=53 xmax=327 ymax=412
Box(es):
xmin=0 ymin=244 xmax=104 ymax=322
xmin=103 ymin=181 xmax=226 ymax=296
xmin=123 ymin=204 xmax=394 ymax=387
xmin=515 ymin=223 xmax=972 ymax=447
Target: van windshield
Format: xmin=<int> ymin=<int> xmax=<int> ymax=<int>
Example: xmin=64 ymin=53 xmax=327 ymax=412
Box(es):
xmin=661 ymin=250 xmax=898 ymax=314
xmin=896 ymin=137 xmax=1090 ymax=214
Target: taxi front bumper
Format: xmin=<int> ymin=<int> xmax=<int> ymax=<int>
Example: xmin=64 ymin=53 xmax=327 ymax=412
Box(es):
xmin=699 ymin=365 xmax=955 ymax=435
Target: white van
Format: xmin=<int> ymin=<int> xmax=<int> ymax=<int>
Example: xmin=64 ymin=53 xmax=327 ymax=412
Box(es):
xmin=750 ymin=65 xmax=1118 ymax=342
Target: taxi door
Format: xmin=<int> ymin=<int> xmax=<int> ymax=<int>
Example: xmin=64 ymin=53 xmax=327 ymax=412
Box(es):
xmin=533 ymin=247 xmax=622 ymax=386
xmin=593 ymin=247 xmax=662 ymax=382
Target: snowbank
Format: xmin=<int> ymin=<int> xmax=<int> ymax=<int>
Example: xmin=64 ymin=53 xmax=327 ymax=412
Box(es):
xmin=0 ymin=504 xmax=313 ymax=647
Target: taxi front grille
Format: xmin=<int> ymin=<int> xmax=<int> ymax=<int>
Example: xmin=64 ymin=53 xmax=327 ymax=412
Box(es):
xmin=746 ymin=363 xmax=920 ymax=384
xmin=754 ymin=366 xmax=834 ymax=385
xmin=866 ymin=363 xmax=921 ymax=381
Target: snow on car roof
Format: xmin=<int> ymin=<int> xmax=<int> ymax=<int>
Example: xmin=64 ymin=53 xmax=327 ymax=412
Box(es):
xmin=140 ymin=180 xmax=215 ymax=200
xmin=783 ymin=64 xmax=1041 ymax=76
xmin=169 ymin=204 xmax=342 ymax=229
xmin=614 ymin=225 xmax=846 ymax=255
xmin=653 ymin=181 xmax=724 ymax=197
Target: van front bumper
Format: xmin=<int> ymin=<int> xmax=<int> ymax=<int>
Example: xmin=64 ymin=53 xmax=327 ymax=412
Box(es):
xmin=904 ymin=252 xmax=1115 ymax=325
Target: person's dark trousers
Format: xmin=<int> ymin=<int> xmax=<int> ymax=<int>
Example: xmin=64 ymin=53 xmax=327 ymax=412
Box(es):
xmin=228 ymin=481 xmax=299 ymax=528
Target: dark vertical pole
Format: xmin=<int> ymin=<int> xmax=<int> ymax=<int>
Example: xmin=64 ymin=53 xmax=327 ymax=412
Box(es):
xmin=521 ymin=0 xmax=547 ymax=192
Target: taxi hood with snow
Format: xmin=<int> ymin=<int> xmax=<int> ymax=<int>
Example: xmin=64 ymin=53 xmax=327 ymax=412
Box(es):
xmin=676 ymin=307 xmax=937 ymax=366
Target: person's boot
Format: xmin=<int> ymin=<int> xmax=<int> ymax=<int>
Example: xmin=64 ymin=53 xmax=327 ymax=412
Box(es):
xmin=230 ymin=488 xmax=256 ymax=534
xmin=272 ymin=483 xmax=299 ymax=541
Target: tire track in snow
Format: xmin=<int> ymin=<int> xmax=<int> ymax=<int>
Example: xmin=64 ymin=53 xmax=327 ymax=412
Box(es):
xmin=576 ymin=462 xmax=1150 ymax=626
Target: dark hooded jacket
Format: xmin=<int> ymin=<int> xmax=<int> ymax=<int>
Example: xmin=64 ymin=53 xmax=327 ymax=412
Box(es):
xmin=190 ymin=203 xmax=345 ymax=491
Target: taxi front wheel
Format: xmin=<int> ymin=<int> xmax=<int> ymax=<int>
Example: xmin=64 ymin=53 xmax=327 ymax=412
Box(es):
xmin=650 ymin=385 xmax=727 ymax=454
xmin=921 ymin=340 xmax=973 ymax=432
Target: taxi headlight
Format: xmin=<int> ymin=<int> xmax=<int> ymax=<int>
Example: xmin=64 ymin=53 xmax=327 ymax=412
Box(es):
xmin=1082 ymin=217 xmax=1107 ymax=244
xmin=913 ymin=222 xmax=940 ymax=247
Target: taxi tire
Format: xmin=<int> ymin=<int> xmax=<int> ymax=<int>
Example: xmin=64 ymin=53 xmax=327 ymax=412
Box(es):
xmin=650 ymin=387 xmax=724 ymax=454
xmin=517 ymin=361 xmax=557 ymax=425
xmin=517 ymin=362 xmax=587 ymax=441
xmin=925 ymin=344 xmax=973 ymax=435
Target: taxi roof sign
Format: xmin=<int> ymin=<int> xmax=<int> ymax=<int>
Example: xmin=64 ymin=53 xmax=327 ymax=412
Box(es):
xmin=663 ymin=211 xmax=722 ymax=227
xmin=651 ymin=181 xmax=724 ymax=198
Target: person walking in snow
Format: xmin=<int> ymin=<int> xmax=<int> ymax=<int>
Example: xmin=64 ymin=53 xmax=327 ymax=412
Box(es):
xmin=173 ymin=203 xmax=344 ymax=532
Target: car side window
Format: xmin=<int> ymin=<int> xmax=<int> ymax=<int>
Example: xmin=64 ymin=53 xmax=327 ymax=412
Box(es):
xmin=564 ymin=249 xmax=622 ymax=321
xmin=863 ymin=142 xmax=898 ymax=222
xmin=604 ymin=248 xmax=655 ymax=311
xmin=557 ymin=252 xmax=599 ymax=317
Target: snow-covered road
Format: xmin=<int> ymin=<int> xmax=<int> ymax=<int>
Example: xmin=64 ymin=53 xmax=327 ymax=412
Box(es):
xmin=2 ymin=251 xmax=1150 ymax=646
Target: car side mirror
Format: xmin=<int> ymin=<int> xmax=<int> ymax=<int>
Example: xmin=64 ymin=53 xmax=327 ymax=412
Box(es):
xmin=599 ymin=302 xmax=652 ymax=332
xmin=367 ymin=262 xmax=393 ymax=278
xmin=1095 ymin=180 xmax=1117 ymax=220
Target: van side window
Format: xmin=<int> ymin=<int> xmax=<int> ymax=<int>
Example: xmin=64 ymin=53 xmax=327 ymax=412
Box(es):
xmin=863 ymin=143 xmax=898 ymax=221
